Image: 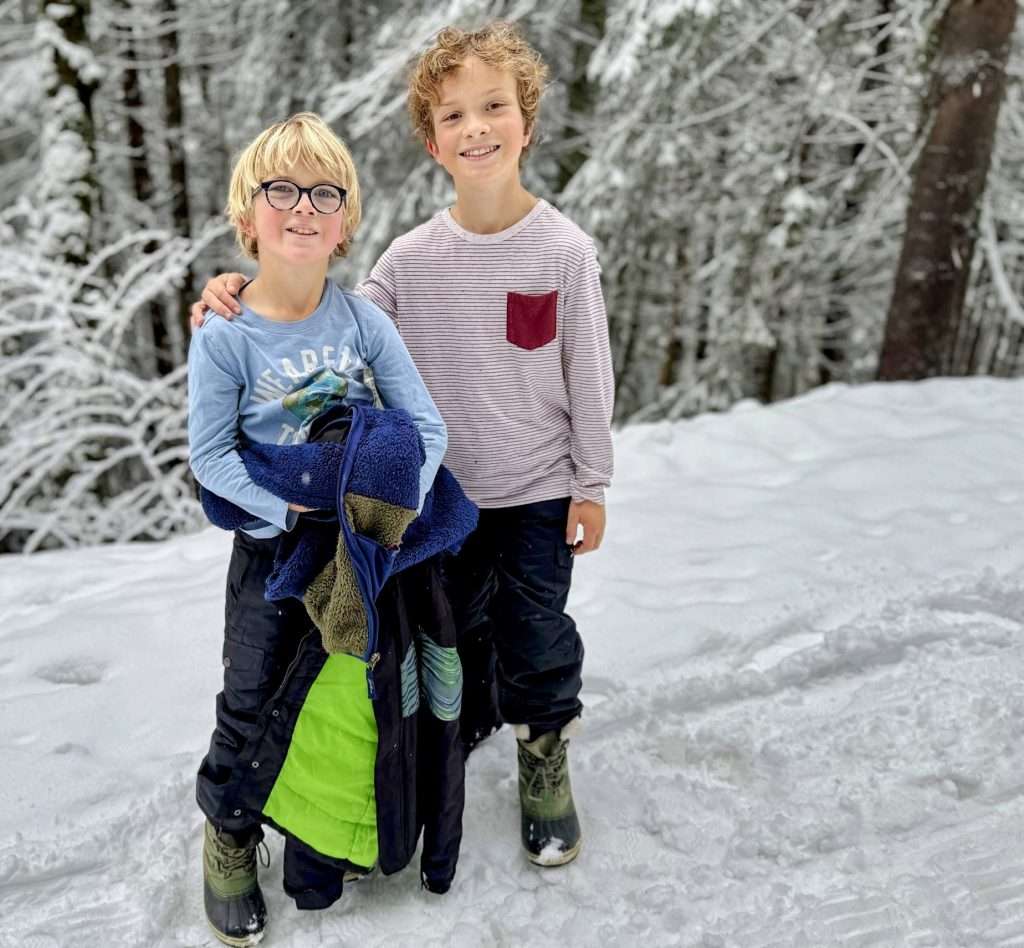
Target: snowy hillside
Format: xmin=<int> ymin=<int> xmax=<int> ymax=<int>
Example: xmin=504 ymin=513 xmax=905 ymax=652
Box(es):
xmin=1 ymin=378 xmax=1022 ymax=947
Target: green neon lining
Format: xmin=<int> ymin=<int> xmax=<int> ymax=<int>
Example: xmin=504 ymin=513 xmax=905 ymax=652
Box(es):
xmin=263 ymin=653 xmax=378 ymax=866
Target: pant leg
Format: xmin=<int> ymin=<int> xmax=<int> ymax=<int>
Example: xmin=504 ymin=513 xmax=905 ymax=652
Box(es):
xmin=405 ymin=558 xmax=464 ymax=892
xmin=282 ymin=836 xmax=344 ymax=910
xmin=196 ymin=531 xmax=311 ymax=833
xmin=441 ymin=512 xmax=502 ymax=751
xmin=489 ymin=498 xmax=583 ymax=736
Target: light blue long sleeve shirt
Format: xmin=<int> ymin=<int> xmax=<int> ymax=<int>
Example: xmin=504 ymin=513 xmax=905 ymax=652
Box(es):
xmin=187 ymin=280 xmax=447 ymax=537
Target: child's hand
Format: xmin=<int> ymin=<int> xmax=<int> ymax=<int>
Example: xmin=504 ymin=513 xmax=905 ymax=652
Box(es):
xmin=189 ymin=272 xmax=247 ymax=330
xmin=565 ymin=499 xmax=605 ymax=555
xmin=288 ymin=503 xmax=316 ymax=513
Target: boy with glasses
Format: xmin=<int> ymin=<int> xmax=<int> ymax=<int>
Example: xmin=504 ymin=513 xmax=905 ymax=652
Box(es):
xmin=188 ymin=112 xmax=448 ymax=945
xmin=194 ymin=22 xmax=614 ymax=869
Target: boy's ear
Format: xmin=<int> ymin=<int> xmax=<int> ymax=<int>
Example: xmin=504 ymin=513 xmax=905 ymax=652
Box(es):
xmin=426 ymin=138 xmax=441 ymax=162
xmin=523 ymin=123 xmax=533 ymax=150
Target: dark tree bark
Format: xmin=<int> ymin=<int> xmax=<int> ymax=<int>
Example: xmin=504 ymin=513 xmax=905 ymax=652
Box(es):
xmin=877 ymin=0 xmax=1017 ymax=380
xmin=120 ymin=17 xmax=168 ymax=378
xmin=41 ymin=0 xmax=98 ymax=266
xmin=160 ymin=0 xmax=192 ymax=362
xmin=555 ymin=0 xmax=606 ymax=194
xmin=121 ymin=30 xmax=153 ymax=210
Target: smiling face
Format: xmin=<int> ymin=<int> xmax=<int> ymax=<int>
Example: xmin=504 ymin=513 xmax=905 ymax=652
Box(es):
xmin=242 ymin=162 xmax=346 ymax=267
xmin=227 ymin=113 xmax=361 ymax=261
xmin=426 ymin=56 xmax=531 ymax=191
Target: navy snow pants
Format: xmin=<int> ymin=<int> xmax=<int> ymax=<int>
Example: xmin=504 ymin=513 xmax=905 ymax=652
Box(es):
xmin=443 ymin=497 xmax=583 ymax=745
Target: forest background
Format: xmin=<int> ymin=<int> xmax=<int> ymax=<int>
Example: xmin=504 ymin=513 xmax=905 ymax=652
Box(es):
xmin=0 ymin=0 xmax=1020 ymax=553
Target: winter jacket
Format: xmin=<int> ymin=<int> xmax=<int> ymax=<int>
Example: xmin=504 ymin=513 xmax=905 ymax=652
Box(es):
xmin=200 ymin=404 xmax=476 ymax=899
xmin=201 ymin=404 xmax=478 ymax=658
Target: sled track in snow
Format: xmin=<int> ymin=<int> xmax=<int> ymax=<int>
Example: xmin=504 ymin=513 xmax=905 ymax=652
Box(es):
xmin=570 ymin=573 xmax=1024 ymax=946
xmin=585 ymin=573 xmax=1024 ymax=737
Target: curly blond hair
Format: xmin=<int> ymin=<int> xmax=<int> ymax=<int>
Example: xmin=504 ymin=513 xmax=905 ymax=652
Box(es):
xmin=226 ymin=112 xmax=362 ymax=261
xmin=407 ymin=21 xmax=549 ymax=158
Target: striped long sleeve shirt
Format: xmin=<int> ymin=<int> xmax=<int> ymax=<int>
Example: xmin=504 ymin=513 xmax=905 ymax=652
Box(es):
xmin=357 ymin=199 xmax=614 ymax=509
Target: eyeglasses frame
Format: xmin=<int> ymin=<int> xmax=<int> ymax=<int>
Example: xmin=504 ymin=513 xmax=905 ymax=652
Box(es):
xmin=252 ymin=179 xmax=348 ymax=215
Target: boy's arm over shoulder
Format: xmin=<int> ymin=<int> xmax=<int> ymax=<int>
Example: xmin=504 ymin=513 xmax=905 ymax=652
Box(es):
xmin=187 ymin=323 xmax=292 ymax=529
xmin=355 ymin=242 xmax=399 ymax=327
xmin=348 ymin=293 xmax=446 ymax=512
xmin=562 ymin=241 xmax=615 ymax=504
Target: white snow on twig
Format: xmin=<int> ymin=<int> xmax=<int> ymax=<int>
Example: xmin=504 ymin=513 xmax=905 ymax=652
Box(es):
xmin=980 ymin=196 xmax=1024 ymax=328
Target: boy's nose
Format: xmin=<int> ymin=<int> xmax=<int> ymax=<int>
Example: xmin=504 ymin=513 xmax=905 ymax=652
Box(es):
xmin=463 ymin=118 xmax=491 ymax=137
xmin=294 ymin=195 xmax=317 ymax=214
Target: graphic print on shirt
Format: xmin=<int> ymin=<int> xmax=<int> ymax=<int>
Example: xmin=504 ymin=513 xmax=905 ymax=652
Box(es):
xmin=249 ymin=345 xmax=365 ymax=445
xmin=283 ymin=366 xmax=349 ymax=423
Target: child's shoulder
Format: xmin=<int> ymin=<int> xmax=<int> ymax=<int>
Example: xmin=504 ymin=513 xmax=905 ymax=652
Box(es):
xmin=330 ymin=280 xmax=393 ymax=327
xmin=532 ymin=200 xmax=598 ymax=257
xmin=188 ymin=312 xmax=248 ymax=377
xmin=388 ymin=210 xmax=448 ymax=257
xmin=332 ymin=279 xmax=379 ymax=312
xmin=505 ymin=202 xmax=600 ymax=287
xmin=192 ymin=311 xmax=241 ymax=352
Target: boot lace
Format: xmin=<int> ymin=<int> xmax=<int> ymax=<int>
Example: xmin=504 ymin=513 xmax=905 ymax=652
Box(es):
xmin=519 ymin=739 xmax=569 ymax=800
xmin=209 ymin=830 xmax=260 ymax=879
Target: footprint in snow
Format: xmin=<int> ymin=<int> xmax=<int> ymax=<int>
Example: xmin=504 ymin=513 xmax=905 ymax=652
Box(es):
xmin=34 ymin=659 xmax=106 ymax=686
xmin=52 ymin=742 xmax=90 ymax=756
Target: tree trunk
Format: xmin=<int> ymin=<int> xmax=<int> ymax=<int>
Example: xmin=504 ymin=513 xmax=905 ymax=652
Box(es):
xmin=121 ymin=26 xmax=153 ymax=211
xmin=877 ymin=0 xmax=1017 ymax=380
xmin=160 ymin=0 xmax=192 ymax=365
xmin=555 ymin=0 xmax=606 ymax=195
xmin=40 ymin=0 xmax=98 ymax=266
xmin=120 ymin=17 xmax=164 ymax=378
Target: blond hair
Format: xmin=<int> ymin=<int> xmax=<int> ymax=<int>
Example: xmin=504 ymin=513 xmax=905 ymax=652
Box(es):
xmin=407 ymin=21 xmax=548 ymax=157
xmin=226 ymin=112 xmax=362 ymax=260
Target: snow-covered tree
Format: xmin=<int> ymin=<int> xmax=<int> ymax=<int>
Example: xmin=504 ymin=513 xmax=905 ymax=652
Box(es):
xmin=35 ymin=0 xmax=102 ymax=266
xmin=0 ymin=0 xmax=1020 ymax=550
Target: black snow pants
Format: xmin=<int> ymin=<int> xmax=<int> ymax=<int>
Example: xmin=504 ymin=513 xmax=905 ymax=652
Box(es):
xmin=195 ymin=532 xmax=369 ymax=909
xmin=196 ymin=531 xmax=309 ymax=836
xmin=442 ymin=497 xmax=583 ymax=746
xmin=196 ymin=531 xmax=465 ymax=909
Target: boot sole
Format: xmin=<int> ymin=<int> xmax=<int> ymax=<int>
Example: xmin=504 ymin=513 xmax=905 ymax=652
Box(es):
xmin=526 ymin=837 xmax=582 ymax=868
xmin=207 ymin=920 xmax=265 ymax=947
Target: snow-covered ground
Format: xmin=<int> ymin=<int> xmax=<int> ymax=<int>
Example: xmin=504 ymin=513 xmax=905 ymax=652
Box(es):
xmin=1 ymin=378 xmax=1022 ymax=948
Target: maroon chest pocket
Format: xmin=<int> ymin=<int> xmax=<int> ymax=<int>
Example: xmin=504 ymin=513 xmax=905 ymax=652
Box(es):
xmin=506 ymin=290 xmax=558 ymax=350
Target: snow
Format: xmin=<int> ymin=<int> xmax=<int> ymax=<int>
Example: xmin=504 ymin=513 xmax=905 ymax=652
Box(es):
xmin=1 ymin=377 xmax=1023 ymax=947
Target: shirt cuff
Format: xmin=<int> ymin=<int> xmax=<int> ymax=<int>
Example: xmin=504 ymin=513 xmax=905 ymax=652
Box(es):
xmin=241 ymin=520 xmax=283 ymax=539
xmin=569 ymin=482 xmax=606 ymax=505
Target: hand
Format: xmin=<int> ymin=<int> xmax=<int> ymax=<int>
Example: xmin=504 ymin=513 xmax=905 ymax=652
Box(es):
xmin=565 ymin=499 xmax=605 ymax=555
xmin=288 ymin=503 xmax=315 ymax=513
xmin=188 ymin=272 xmax=247 ymax=331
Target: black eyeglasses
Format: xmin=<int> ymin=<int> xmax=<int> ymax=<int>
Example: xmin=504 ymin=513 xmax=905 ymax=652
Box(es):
xmin=253 ymin=179 xmax=347 ymax=214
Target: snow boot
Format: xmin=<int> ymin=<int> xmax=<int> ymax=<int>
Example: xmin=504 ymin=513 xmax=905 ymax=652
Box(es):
xmin=516 ymin=725 xmax=582 ymax=866
xmin=203 ymin=821 xmax=268 ymax=946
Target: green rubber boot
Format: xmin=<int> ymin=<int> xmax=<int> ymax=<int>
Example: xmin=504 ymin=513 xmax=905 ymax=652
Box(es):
xmin=202 ymin=821 xmax=267 ymax=947
xmin=517 ymin=728 xmax=582 ymax=866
